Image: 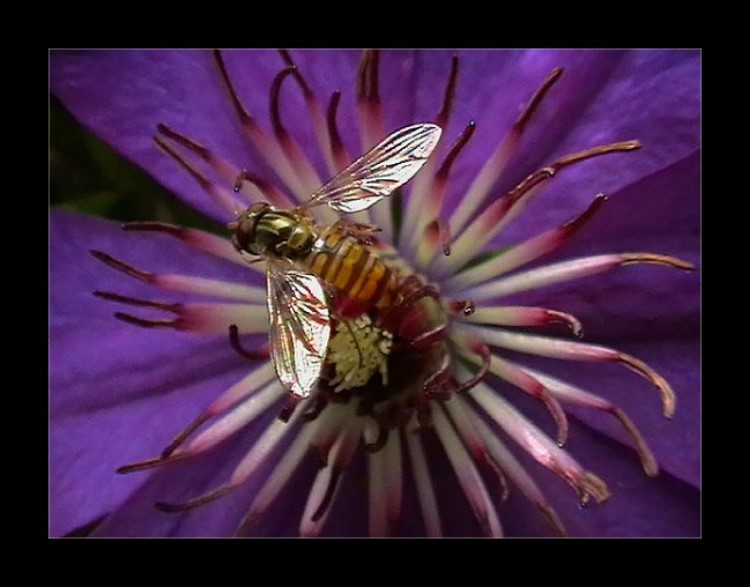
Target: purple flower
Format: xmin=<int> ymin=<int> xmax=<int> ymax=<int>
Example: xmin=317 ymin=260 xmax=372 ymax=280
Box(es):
xmin=50 ymin=49 xmax=700 ymax=537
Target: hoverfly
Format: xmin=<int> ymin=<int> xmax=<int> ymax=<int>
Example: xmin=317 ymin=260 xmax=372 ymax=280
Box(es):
xmin=229 ymin=123 xmax=442 ymax=399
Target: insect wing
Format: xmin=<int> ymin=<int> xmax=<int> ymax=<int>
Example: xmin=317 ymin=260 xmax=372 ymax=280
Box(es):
xmin=304 ymin=123 xmax=442 ymax=214
xmin=266 ymin=263 xmax=331 ymax=397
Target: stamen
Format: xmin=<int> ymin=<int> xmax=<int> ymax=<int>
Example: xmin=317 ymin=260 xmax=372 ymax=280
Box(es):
xmin=443 ymin=195 xmax=607 ymax=292
xmin=414 ymin=122 xmax=476 ymax=266
xmin=383 ymin=429 xmax=403 ymax=529
xmin=278 ymin=50 xmax=341 ymax=177
xmin=355 ymin=49 xmax=385 ymax=235
xmin=448 ymin=68 xmax=564 ymax=238
xmin=326 ymin=91 xmax=351 ymax=171
xmin=116 ymin=452 xmax=189 ymax=474
xmin=160 ymin=412 xmax=211 ymax=458
xmin=155 ymin=485 xmax=234 ymax=513
xmin=187 ymin=380 xmax=286 ymax=455
xmin=269 ymin=65 xmax=323 ymax=195
xmin=120 ymin=222 xmax=249 ymax=268
xmin=89 ymin=250 xmax=153 ymax=283
xmin=453 ymin=340 xmax=491 ymax=395
xmin=310 ymin=467 xmax=343 ymax=523
xmin=423 ymin=219 xmax=452 ymax=262
xmin=212 ymin=50 xmax=311 ymax=202
xmin=302 ymin=419 xmax=362 ymax=535
xmin=436 ymin=55 xmax=460 ymax=128
xmin=153 ymin=135 xmax=241 ymax=215
xmin=229 ymin=324 xmax=269 ymax=361
xmin=94 ymin=290 xmax=178 ymax=312
xmin=438 ymin=142 xmax=641 ymax=278
xmin=522 ymin=363 xmax=659 ymax=475
xmin=405 ymin=431 xmax=443 ymax=537
xmin=462 ymin=324 xmax=676 ymax=418
xmin=235 ymin=423 xmax=317 ymax=536
xmin=466 ymin=306 xmax=584 ymax=338
xmin=513 ymin=67 xmax=564 ymax=134
xmin=433 ymin=406 xmax=503 ymax=537
xmin=102 ymin=296 xmax=267 ymax=335
xmin=443 ymin=398 xmax=510 ymax=500
xmin=363 ymin=423 xmax=389 ymax=453
xmin=91 ymin=250 xmax=267 ymax=301
xmin=462 ymin=252 xmax=693 ymax=302
xmin=470 ymin=381 xmax=610 ymax=504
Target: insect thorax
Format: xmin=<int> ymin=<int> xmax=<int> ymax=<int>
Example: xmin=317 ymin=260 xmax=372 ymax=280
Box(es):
xmin=233 ymin=204 xmax=316 ymax=260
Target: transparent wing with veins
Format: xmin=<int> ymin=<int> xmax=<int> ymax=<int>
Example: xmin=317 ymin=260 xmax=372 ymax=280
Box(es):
xmin=302 ymin=123 xmax=442 ymax=214
xmin=266 ymin=262 xmax=331 ymax=397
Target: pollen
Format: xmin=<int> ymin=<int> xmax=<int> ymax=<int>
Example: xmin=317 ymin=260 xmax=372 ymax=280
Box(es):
xmin=326 ymin=314 xmax=393 ymax=392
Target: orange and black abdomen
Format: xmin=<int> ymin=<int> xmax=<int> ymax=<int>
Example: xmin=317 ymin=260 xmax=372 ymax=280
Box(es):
xmin=304 ymin=227 xmax=397 ymax=310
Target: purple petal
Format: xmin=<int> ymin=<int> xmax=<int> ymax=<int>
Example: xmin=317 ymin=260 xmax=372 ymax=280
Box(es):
xmin=50 ymin=210 xmax=260 ymax=535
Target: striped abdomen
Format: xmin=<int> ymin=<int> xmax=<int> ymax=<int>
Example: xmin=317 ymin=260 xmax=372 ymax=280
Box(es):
xmin=304 ymin=227 xmax=397 ymax=310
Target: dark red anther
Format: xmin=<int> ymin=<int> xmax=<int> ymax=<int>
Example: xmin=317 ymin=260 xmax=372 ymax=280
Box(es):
xmin=213 ymin=50 xmax=254 ymax=126
xmin=153 ymin=135 xmax=213 ymax=192
xmin=277 ymin=50 xmax=313 ymax=99
xmin=326 ymin=91 xmax=347 ymax=166
xmin=269 ymin=66 xmax=298 ymax=139
xmin=560 ymin=194 xmax=607 ymax=236
xmin=155 ymin=485 xmax=234 ymax=513
xmin=229 ymin=325 xmax=269 ymax=361
xmin=513 ymin=67 xmax=563 ymax=134
xmin=436 ymin=121 xmax=476 ymax=182
xmin=356 ymin=49 xmax=380 ymax=105
xmin=90 ymin=250 xmax=154 ymax=284
xmin=116 ymin=452 xmax=190 ymax=474
xmin=436 ymin=55 xmax=460 ymax=127
xmin=454 ymin=341 xmax=490 ymax=394
xmin=161 ymin=412 xmax=212 ymax=459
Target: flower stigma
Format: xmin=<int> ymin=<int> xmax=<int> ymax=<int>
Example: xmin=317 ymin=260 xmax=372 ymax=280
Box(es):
xmin=83 ymin=49 xmax=695 ymax=537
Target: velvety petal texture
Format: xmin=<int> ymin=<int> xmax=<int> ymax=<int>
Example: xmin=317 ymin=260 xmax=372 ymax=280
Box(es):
xmin=50 ymin=49 xmax=700 ymax=537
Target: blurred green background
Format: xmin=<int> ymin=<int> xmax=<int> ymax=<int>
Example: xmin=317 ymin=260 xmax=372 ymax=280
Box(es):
xmin=50 ymin=95 xmax=223 ymax=234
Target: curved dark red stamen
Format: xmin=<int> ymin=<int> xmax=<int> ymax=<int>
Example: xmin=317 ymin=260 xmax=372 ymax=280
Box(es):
xmin=153 ymin=135 xmax=213 ymax=192
xmin=155 ymin=485 xmax=234 ymax=513
xmin=114 ymin=312 xmax=181 ymax=330
xmin=436 ymin=121 xmax=476 ymax=181
xmin=357 ymin=49 xmax=380 ymax=104
xmin=156 ymin=123 xmax=211 ymax=160
xmin=513 ymin=67 xmax=563 ymax=134
xmin=121 ymin=221 xmax=185 ymax=237
xmin=90 ymin=250 xmax=154 ymax=283
xmin=269 ymin=66 xmax=297 ymax=139
xmin=560 ymin=193 xmax=607 ymax=237
xmin=436 ymin=55 xmax=460 ymax=127
xmin=116 ymin=452 xmax=190 ymax=474
xmin=326 ymin=91 xmax=347 ymax=163
xmin=229 ymin=324 xmax=269 ymax=361
xmin=161 ymin=412 xmax=212 ymax=458
xmin=213 ymin=50 xmax=254 ymax=126
xmin=277 ymin=49 xmax=313 ymax=99
xmin=454 ymin=341 xmax=490 ymax=394
xmin=94 ymin=290 xmax=179 ymax=312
